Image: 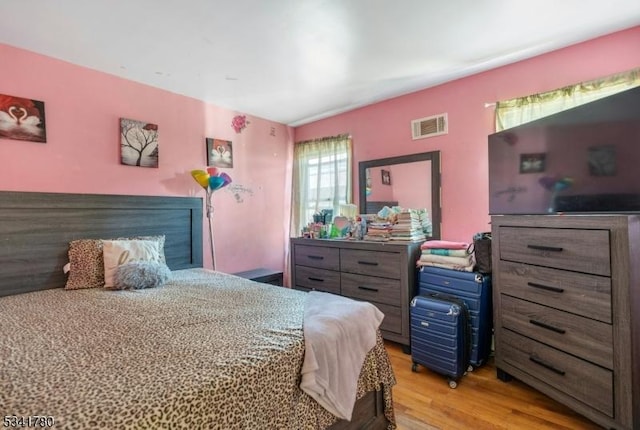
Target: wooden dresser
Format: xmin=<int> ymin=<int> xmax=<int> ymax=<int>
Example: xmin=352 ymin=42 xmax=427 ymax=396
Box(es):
xmin=491 ymin=215 xmax=639 ymax=430
xmin=290 ymin=238 xmax=422 ymax=348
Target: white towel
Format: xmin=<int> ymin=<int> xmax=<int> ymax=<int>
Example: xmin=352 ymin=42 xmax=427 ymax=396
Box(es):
xmin=300 ymin=291 xmax=384 ymax=421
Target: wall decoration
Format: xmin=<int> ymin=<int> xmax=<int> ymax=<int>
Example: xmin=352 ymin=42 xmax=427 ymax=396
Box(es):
xmin=226 ymin=183 xmax=254 ymax=203
xmin=381 ymin=169 xmax=391 ymax=185
xmin=231 ymin=115 xmax=249 ymax=133
xmin=0 ymin=93 xmax=46 ymax=143
xmin=206 ymin=138 xmax=233 ymax=168
xmin=588 ymin=145 xmax=616 ymax=176
xmin=519 ymin=153 xmax=546 ymax=174
xmin=120 ymin=118 xmax=158 ymax=168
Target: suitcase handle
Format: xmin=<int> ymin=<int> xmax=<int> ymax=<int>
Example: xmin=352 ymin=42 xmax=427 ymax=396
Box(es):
xmin=527 ymin=282 xmax=564 ymax=294
xmin=529 ymin=356 xmax=566 ymax=376
xmin=529 ymin=319 xmax=566 ymax=334
xmin=358 ymin=286 xmax=379 ymax=292
xmin=307 ymin=277 xmax=324 ymax=282
xmin=527 ymin=244 xmax=564 ymax=252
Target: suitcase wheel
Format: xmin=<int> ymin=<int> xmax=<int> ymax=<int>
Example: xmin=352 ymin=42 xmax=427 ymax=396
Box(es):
xmin=448 ymin=379 xmax=458 ymax=389
xmin=411 ymin=362 xmax=419 ymax=372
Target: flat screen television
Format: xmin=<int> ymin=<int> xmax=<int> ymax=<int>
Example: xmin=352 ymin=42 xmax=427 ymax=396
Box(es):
xmin=488 ymin=86 xmax=640 ymax=215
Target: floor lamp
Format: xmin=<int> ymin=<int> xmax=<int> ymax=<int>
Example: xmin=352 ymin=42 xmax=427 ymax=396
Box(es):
xmin=205 ymin=190 xmax=216 ymax=270
xmin=191 ymin=168 xmax=232 ymax=271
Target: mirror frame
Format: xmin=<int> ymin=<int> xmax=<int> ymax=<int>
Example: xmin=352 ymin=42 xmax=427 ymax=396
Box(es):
xmin=358 ymin=151 xmax=441 ymax=239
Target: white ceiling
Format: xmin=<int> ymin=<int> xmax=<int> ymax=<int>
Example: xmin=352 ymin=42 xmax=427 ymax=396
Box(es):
xmin=1 ymin=1 xmax=639 ymax=126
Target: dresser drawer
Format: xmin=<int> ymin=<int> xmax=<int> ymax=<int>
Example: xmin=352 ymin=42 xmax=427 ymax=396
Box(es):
xmin=294 ymin=266 xmax=340 ymax=294
xmin=374 ymin=302 xmax=402 ymax=335
xmin=294 ymin=245 xmax=340 ymax=271
xmin=341 ymin=272 xmax=401 ymax=306
xmin=498 ymin=227 xmax=610 ymax=276
xmin=500 ymin=329 xmax=613 ymax=418
xmin=340 ymin=249 xmax=401 ymax=279
xmin=501 ymin=295 xmax=613 ymax=369
xmin=498 ymin=261 xmax=611 ymax=323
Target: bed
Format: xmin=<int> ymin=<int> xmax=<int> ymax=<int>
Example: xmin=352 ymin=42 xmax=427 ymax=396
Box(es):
xmin=0 ymin=191 xmax=396 ymax=429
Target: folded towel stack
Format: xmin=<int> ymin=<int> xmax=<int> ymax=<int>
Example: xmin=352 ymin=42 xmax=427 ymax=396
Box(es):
xmin=417 ymin=240 xmax=474 ymax=272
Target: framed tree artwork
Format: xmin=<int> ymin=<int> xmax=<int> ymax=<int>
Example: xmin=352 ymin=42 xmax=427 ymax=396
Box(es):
xmin=120 ymin=118 xmax=158 ymax=168
xmin=588 ymin=145 xmax=616 ymax=176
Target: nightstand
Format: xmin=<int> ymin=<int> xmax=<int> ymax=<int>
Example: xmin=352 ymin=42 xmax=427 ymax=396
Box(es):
xmin=232 ymin=268 xmax=283 ymax=286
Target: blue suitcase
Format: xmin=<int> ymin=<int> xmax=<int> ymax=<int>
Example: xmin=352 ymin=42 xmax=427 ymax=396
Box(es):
xmin=418 ymin=266 xmax=492 ymax=369
xmin=410 ymin=293 xmax=471 ymax=388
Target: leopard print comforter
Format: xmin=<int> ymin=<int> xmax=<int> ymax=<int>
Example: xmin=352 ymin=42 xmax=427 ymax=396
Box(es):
xmin=0 ymin=269 xmax=396 ymax=429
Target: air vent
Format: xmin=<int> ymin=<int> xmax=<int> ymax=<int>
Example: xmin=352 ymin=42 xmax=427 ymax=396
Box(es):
xmin=411 ymin=113 xmax=448 ymax=140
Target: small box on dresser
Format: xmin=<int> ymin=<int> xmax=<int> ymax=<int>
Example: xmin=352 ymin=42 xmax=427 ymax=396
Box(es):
xmin=491 ymin=215 xmax=640 ymax=430
xmin=290 ymin=238 xmax=422 ymax=349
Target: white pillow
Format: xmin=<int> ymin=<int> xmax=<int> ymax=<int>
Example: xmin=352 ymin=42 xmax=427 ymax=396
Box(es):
xmin=102 ymin=239 xmax=162 ymax=289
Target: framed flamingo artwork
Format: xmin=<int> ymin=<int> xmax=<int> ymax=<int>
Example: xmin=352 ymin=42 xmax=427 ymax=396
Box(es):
xmin=206 ymin=138 xmax=233 ymax=168
xmin=0 ymin=93 xmax=47 ymax=143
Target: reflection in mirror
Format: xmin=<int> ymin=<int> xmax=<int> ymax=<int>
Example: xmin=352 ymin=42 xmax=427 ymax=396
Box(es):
xmin=359 ymin=151 xmax=441 ymax=239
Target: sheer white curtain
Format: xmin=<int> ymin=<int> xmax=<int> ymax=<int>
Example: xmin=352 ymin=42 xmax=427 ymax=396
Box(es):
xmin=290 ymin=134 xmax=352 ymax=238
xmin=495 ymin=68 xmax=640 ymax=131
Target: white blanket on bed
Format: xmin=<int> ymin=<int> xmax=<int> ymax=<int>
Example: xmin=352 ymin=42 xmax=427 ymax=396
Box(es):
xmin=300 ymin=291 xmax=384 ymax=421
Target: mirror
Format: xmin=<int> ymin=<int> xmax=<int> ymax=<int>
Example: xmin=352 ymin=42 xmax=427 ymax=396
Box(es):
xmin=358 ymin=151 xmax=441 ymax=239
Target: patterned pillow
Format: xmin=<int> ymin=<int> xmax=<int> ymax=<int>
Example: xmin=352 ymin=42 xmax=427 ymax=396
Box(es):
xmin=64 ymin=235 xmax=166 ymax=290
xmin=64 ymin=239 xmax=105 ymax=290
xmin=103 ymin=239 xmax=163 ymax=289
xmin=112 ymin=261 xmax=171 ymax=290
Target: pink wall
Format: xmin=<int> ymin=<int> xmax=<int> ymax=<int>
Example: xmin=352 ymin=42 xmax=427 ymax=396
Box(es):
xmin=368 ymin=166 xmax=394 ymax=201
xmin=0 ymin=43 xmax=293 ymax=274
xmin=295 ymin=26 xmax=640 ymax=242
xmin=389 ymin=161 xmax=431 ymax=211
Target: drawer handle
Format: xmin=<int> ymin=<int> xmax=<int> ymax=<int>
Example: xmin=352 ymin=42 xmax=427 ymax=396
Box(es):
xmin=527 ymin=282 xmax=564 ymax=293
xmin=358 ymin=286 xmax=379 ymax=292
xmin=357 ymin=260 xmax=379 ymax=266
xmin=529 ymin=356 xmax=566 ymax=376
xmin=307 ymin=277 xmax=324 ymax=282
xmin=529 ymin=319 xmax=566 ymax=334
xmin=527 ymin=244 xmax=564 ymax=252
xmin=308 ymin=255 xmax=325 ymax=260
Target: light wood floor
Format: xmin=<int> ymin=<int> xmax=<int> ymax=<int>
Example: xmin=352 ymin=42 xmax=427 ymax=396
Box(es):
xmin=385 ymin=341 xmax=603 ymax=430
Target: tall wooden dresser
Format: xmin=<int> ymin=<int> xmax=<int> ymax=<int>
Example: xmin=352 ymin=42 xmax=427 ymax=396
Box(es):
xmin=491 ymin=215 xmax=639 ymax=430
xmin=290 ymin=238 xmax=422 ymax=348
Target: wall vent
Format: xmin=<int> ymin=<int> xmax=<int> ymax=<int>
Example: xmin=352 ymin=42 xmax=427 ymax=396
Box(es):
xmin=411 ymin=113 xmax=448 ymax=140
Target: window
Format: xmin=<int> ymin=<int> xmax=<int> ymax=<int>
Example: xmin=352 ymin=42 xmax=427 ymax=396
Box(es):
xmin=291 ymin=134 xmax=352 ymax=237
xmin=495 ymin=68 xmax=640 ymax=131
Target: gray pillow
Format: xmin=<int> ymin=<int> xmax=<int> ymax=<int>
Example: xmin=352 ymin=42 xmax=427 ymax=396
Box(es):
xmin=112 ymin=261 xmax=171 ymax=290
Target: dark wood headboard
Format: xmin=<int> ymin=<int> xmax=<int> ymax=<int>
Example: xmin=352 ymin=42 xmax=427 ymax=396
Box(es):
xmin=365 ymin=201 xmax=398 ymax=214
xmin=0 ymin=191 xmax=203 ymax=297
